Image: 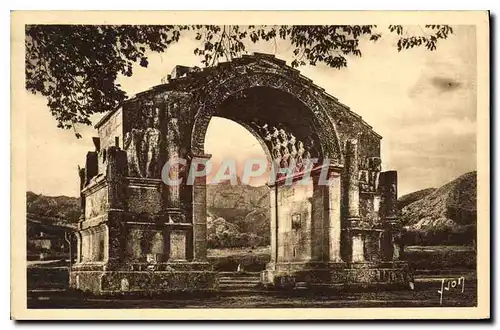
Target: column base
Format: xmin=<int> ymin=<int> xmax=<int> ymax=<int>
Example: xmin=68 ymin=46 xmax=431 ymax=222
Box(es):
xmin=329 ymin=256 xmax=345 ymax=263
xmin=69 ymin=262 xmax=218 ymax=295
xmin=261 ymin=261 xmax=411 ymax=291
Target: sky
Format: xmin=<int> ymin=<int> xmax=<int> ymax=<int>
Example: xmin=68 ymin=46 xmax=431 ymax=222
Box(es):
xmin=25 ymin=25 xmax=477 ymax=197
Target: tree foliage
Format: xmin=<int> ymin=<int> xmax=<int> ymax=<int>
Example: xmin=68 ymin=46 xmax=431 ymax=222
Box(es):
xmin=25 ymin=24 xmax=453 ymax=135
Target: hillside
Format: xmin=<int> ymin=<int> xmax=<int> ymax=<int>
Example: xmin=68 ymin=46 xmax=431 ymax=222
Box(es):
xmin=26 ymin=192 xmax=80 ymax=225
xmin=399 ymin=171 xmax=477 ymax=245
xmin=397 ymin=188 xmax=436 ymax=210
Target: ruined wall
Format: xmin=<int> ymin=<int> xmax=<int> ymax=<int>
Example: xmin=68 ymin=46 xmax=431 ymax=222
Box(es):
xmin=98 ymin=108 xmax=123 ymax=150
xmin=322 ymin=99 xmax=383 ymax=226
xmin=96 ymin=109 xmax=124 ymax=175
xmin=324 ymin=98 xmax=381 ymax=161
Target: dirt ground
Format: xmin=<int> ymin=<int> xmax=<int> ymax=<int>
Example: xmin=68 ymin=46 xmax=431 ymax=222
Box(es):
xmin=28 ymin=281 xmax=476 ymax=309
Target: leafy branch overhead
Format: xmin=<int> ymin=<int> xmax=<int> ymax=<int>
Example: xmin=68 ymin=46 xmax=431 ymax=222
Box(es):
xmin=25 ymin=24 xmax=453 ymax=134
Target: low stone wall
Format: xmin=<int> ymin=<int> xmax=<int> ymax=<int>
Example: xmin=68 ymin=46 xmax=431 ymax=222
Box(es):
xmin=69 ymin=270 xmax=219 ymax=295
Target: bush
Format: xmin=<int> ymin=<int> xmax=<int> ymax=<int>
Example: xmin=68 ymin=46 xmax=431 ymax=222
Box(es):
xmin=207 ymin=232 xmax=264 ymax=249
xmin=208 ymin=253 xmax=270 ymax=272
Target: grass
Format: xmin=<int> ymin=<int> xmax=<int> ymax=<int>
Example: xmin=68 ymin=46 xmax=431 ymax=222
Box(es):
xmin=207 ymin=245 xmax=476 ymax=272
xmin=28 ymin=281 xmax=477 ymax=308
xmin=405 ymin=245 xmax=475 ymax=252
xmin=404 ymin=245 xmax=476 ymax=272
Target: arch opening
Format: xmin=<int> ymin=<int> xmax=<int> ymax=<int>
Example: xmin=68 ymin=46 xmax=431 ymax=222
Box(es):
xmin=195 ymin=85 xmax=341 ymax=270
xmin=204 ymin=116 xmax=271 ymax=187
xmin=203 ymin=117 xmax=272 ymax=258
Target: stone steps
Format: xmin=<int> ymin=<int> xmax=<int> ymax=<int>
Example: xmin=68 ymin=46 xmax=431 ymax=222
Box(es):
xmin=220 ymin=283 xmax=259 ymax=288
xmin=220 ymin=277 xmax=260 ymax=282
xmin=218 ymin=273 xmax=261 ymax=291
xmin=219 ymin=280 xmax=260 ymax=285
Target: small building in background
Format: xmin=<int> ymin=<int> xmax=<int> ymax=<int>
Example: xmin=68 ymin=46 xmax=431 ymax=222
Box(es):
xmin=27 ymin=213 xmax=76 ymax=261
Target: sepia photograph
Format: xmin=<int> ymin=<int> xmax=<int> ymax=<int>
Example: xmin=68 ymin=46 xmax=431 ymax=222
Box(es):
xmin=10 ymin=11 xmax=490 ymax=320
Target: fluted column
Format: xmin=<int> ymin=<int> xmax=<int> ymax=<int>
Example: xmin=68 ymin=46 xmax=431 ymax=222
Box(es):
xmin=269 ymin=185 xmax=277 ymax=263
xmin=379 ymin=170 xmax=400 ymax=261
xmin=192 ymin=155 xmax=211 ymax=262
xmin=75 ymin=232 xmax=82 ymax=263
xmin=310 ymin=177 xmax=325 ymax=262
xmin=326 ymin=170 xmax=343 ymax=262
xmin=106 ymin=146 xmax=127 ymax=267
xmin=346 ymin=139 xmax=363 ymax=263
xmin=392 ymin=234 xmax=401 ymax=261
xmin=78 ymin=167 xmax=86 ymax=221
xmin=163 ymin=112 xmax=182 ymax=212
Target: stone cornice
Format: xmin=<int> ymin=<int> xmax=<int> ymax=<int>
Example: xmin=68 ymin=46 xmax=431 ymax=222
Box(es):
xmin=81 ymin=175 xmax=107 ymax=196
xmin=125 ymin=177 xmax=163 ymax=189
xmin=267 ymin=163 xmax=344 ymax=187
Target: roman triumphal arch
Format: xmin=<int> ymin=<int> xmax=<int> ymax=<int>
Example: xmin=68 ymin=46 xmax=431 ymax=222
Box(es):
xmin=70 ymin=53 xmax=410 ymax=294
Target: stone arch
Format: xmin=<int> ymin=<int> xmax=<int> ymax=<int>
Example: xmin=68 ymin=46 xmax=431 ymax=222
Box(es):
xmin=72 ymin=55 xmax=409 ymax=294
xmin=190 ymin=71 xmax=343 ymax=166
xmin=188 ymin=68 xmax=346 ymax=264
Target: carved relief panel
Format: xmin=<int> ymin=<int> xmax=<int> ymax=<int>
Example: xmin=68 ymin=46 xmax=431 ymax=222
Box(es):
xmin=123 ymin=99 xmax=162 ymax=179
xmin=359 ymin=156 xmax=382 ymax=193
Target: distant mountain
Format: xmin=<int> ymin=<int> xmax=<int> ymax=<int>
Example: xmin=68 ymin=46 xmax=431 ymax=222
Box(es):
xmin=26 ymin=192 xmax=80 ymax=225
xmin=207 ymin=181 xmax=270 ymax=244
xmin=399 ymin=171 xmax=476 ymax=245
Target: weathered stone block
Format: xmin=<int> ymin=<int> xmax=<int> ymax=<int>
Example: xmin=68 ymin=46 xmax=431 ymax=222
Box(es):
xmin=379 ymin=170 xmax=398 ymax=220
xmin=126 ymin=183 xmax=162 ymax=214
xmin=169 ymin=230 xmax=187 ymax=260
